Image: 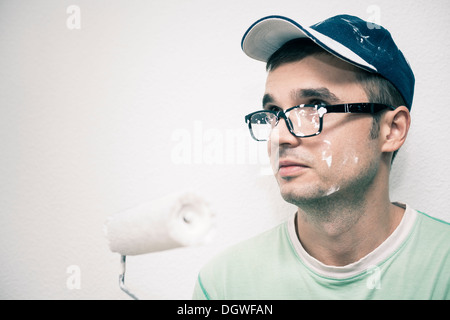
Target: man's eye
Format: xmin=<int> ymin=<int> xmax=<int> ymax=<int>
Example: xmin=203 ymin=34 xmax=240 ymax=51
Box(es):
xmin=310 ymin=100 xmax=328 ymax=106
xmin=267 ymin=106 xmax=282 ymax=112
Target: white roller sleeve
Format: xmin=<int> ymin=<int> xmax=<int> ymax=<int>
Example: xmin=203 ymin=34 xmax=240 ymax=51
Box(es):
xmin=104 ymin=193 xmax=214 ymax=256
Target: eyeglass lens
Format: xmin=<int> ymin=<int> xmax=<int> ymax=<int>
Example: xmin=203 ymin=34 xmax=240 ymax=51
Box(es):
xmin=250 ymin=106 xmax=321 ymax=140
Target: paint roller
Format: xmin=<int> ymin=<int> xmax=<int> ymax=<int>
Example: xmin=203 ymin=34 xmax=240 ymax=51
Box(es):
xmin=104 ymin=192 xmax=214 ymax=299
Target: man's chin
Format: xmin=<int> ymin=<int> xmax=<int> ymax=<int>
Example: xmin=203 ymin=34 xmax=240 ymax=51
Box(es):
xmin=279 ymin=182 xmax=337 ymax=206
xmin=279 ymin=185 xmax=315 ymax=205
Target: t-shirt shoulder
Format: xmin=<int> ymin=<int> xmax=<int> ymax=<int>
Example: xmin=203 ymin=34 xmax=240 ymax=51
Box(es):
xmin=412 ymin=210 xmax=450 ymax=251
xmin=200 ymin=221 xmax=286 ymax=272
xmin=417 ymin=210 xmax=450 ymax=227
xmin=195 ymin=222 xmax=289 ymax=299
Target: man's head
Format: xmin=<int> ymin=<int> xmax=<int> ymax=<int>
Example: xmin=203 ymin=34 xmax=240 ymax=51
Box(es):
xmin=266 ymin=38 xmax=407 ymax=160
xmin=242 ymin=15 xmax=413 ymax=207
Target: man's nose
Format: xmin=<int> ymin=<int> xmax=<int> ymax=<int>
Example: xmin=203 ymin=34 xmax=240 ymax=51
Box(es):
xmin=270 ymin=117 xmax=301 ymax=146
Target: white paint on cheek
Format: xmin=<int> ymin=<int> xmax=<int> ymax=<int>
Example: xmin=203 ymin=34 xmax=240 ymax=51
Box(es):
xmin=342 ymin=154 xmax=359 ymax=166
xmin=321 ymin=139 xmax=332 ymax=168
xmin=326 ymin=185 xmax=340 ymax=196
xmin=342 ymin=155 xmax=348 ymax=165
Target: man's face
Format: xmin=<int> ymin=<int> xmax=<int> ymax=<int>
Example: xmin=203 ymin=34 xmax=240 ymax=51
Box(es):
xmin=264 ymin=54 xmax=382 ymax=205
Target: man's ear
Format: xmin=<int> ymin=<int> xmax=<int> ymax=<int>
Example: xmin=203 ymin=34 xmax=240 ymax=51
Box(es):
xmin=380 ymin=106 xmax=411 ymax=153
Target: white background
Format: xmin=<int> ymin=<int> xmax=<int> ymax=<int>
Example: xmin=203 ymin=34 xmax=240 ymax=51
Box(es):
xmin=1 ymin=0 xmax=449 ymax=299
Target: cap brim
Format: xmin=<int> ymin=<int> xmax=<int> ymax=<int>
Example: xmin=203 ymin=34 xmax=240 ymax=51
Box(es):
xmin=241 ymin=15 xmax=377 ymax=72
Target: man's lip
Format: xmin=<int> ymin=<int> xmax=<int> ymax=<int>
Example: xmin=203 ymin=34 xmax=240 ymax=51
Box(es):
xmin=277 ymin=159 xmax=310 ymax=178
xmin=278 ymin=160 xmax=310 ymax=170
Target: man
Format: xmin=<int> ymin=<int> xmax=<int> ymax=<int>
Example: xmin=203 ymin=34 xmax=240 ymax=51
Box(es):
xmin=193 ymin=15 xmax=450 ymax=299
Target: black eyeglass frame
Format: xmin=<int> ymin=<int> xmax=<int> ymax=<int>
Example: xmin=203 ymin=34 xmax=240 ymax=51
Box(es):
xmin=244 ymin=103 xmax=396 ymax=141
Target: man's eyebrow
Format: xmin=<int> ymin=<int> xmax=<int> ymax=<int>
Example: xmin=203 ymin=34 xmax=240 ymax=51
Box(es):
xmin=262 ymin=93 xmax=274 ymax=108
xmin=293 ymin=88 xmax=341 ymax=103
xmin=262 ymin=88 xmax=341 ymax=109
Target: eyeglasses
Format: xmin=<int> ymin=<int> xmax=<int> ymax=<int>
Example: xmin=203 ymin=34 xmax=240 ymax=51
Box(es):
xmin=244 ymin=103 xmax=395 ymax=141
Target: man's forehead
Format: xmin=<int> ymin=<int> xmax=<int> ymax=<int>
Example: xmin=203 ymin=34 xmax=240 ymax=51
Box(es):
xmin=262 ymin=55 xmax=369 ymax=106
xmin=262 ymin=87 xmax=341 ymax=106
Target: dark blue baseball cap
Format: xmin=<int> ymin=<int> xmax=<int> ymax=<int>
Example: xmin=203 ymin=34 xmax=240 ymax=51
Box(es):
xmin=241 ymin=15 xmax=415 ymax=109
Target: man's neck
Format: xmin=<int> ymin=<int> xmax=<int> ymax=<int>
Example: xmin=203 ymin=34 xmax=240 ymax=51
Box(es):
xmin=295 ymin=194 xmax=405 ymax=267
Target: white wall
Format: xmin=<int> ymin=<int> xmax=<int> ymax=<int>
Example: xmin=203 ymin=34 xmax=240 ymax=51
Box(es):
xmin=1 ymin=0 xmax=449 ymax=299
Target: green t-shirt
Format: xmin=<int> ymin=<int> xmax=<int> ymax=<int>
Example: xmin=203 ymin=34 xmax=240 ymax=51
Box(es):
xmin=193 ymin=205 xmax=450 ymax=299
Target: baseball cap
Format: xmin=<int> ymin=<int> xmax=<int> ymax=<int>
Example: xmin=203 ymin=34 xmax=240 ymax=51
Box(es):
xmin=241 ymin=15 xmax=415 ymax=109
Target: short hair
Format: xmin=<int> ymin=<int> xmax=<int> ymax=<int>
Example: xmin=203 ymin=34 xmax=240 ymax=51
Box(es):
xmin=266 ymin=38 xmax=405 ymax=162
